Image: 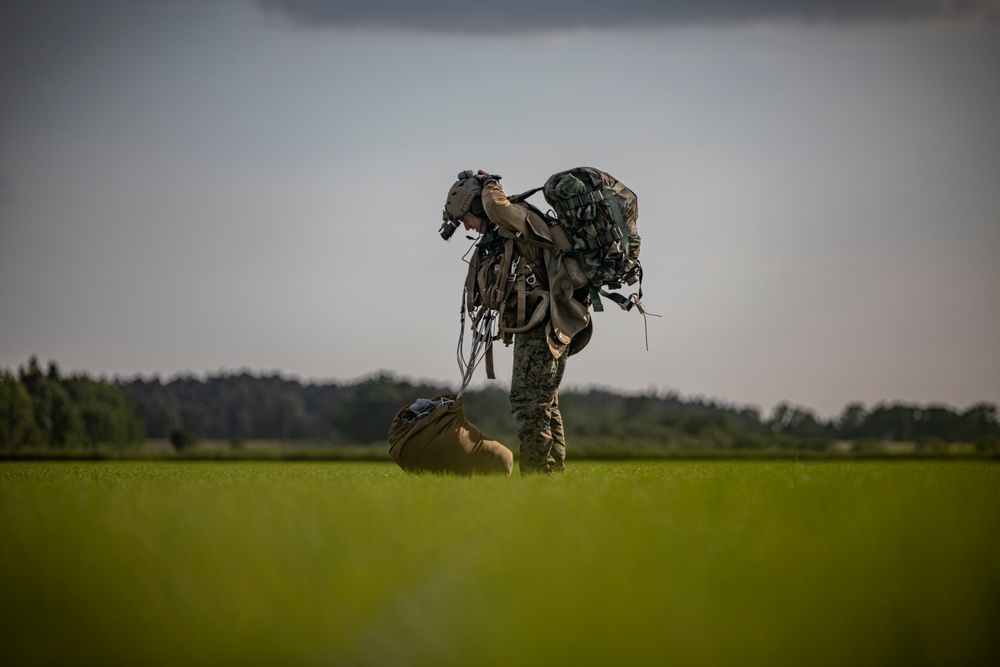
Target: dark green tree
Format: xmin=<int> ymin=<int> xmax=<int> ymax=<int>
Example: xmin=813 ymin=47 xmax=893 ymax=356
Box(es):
xmin=169 ymin=428 xmax=195 ymax=451
xmin=0 ymin=371 xmax=39 ymax=447
xmin=835 ymin=402 xmax=867 ymax=440
xmin=959 ymin=403 xmax=1000 ymax=450
xmin=63 ymin=375 xmax=145 ymax=446
xmin=768 ymin=402 xmax=823 ymax=438
xmin=18 ymin=357 xmax=85 ymax=447
xmin=331 ymin=372 xmax=449 ymax=444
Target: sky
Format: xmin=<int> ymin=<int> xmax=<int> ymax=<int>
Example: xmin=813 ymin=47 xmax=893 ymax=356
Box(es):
xmin=1 ymin=0 xmax=998 ymax=418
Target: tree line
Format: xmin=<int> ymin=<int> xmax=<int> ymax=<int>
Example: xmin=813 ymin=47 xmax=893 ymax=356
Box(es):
xmin=0 ymin=357 xmax=144 ymax=448
xmin=2 ymin=358 xmax=998 ymax=451
xmin=119 ymin=368 xmax=999 ymax=451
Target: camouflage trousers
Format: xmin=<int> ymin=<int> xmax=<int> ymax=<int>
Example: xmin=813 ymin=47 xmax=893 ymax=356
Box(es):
xmin=510 ymin=324 xmax=568 ymax=475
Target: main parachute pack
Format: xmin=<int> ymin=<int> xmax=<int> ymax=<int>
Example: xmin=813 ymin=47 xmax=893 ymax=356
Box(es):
xmin=511 ymin=166 xmax=642 ymax=313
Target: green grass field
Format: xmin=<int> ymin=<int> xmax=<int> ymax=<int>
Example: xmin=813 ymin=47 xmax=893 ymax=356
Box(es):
xmin=1 ymin=461 xmax=997 ymax=666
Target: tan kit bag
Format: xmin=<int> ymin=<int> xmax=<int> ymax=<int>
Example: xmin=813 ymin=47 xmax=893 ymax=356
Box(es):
xmin=387 ymin=394 xmax=513 ymax=476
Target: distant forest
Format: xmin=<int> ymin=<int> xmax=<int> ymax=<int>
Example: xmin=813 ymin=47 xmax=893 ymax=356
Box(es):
xmin=120 ymin=368 xmax=999 ymax=451
xmin=1 ymin=358 xmax=144 ymax=448
xmin=2 ymin=357 xmax=998 ymax=452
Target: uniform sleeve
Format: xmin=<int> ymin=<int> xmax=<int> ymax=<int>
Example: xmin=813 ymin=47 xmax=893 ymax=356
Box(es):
xmin=481 ymin=181 xmax=531 ymax=237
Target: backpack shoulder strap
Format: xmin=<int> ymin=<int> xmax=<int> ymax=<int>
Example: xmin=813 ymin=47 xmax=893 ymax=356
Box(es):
xmin=507 ymin=186 xmax=544 ymax=204
xmin=492 ymin=187 xmax=564 ymax=252
xmin=509 ymin=189 xmax=559 ymax=225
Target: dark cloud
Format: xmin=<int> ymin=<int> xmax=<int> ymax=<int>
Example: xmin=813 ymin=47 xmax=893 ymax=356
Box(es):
xmin=258 ymin=0 xmax=999 ymax=33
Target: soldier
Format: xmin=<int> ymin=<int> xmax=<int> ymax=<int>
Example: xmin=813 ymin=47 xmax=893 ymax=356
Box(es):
xmin=441 ymin=170 xmax=593 ymax=475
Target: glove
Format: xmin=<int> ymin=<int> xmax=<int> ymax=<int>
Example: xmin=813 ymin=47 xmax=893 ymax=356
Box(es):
xmin=475 ymin=170 xmax=501 ymax=184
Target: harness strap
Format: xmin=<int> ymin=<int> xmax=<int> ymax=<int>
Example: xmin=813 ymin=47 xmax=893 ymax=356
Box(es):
xmin=494 ymin=239 xmax=515 ymax=308
xmin=485 ymin=338 xmax=495 ymax=379
xmin=471 ymin=307 xmax=497 ymax=379
xmin=528 ymin=257 xmax=547 ymax=289
xmin=517 ymin=266 xmax=527 ymax=325
xmin=465 ymin=250 xmax=480 ymax=311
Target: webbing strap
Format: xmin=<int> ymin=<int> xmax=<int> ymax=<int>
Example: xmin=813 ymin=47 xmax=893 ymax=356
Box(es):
xmin=600 ymin=289 xmax=630 ymax=309
xmin=494 ymin=239 xmax=515 ymax=307
xmin=598 ymin=265 xmax=643 ymax=312
xmin=517 ymin=267 xmax=526 ymax=325
xmin=596 ymin=265 xmax=645 ymax=319
xmin=590 ymin=285 xmax=604 ymax=312
xmin=485 ymin=338 xmax=495 ymax=379
xmin=508 ymin=186 xmax=544 ymax=204
xmin=464 ymin=250 xmax=479 ymax=311
xmin=605 ymin=189 xmax=631 ymax=251
xmin=556 ymin=188 xmax=608 ymax=214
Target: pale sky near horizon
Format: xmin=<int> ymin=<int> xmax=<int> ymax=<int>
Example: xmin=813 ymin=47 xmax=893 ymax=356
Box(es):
xmin=1 ymin=0 xmax=998 ymax=418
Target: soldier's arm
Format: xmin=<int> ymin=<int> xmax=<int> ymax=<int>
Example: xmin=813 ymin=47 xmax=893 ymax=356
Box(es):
xmin=481 ymin=180 xmax=531 ymax=237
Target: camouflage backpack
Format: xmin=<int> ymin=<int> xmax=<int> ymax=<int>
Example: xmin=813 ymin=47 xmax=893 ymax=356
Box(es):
xmin=511 ymin=167 xmax=643 ymax=312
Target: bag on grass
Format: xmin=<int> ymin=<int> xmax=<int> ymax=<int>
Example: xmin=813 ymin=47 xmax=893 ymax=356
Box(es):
xmin=387 ymin=394 xmax=513 ymax=476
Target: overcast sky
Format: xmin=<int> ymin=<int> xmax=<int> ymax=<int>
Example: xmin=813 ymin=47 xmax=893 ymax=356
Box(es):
xmin=1 ymin=0 xmax=998 ymax=418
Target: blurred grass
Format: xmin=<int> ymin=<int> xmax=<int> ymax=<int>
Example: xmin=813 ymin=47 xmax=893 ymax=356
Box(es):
xmin=1 ymin=461 xmax=997 ymax=666
xmin=4 ymin=439 xmax=994 ymax=461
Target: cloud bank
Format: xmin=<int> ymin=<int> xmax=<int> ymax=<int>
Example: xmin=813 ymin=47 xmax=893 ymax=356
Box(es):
xmin=259 ymin=0 xmax=1000 ymax=33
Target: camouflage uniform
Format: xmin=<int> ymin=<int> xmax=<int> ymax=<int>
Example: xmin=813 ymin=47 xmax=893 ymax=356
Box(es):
xmin=510 ymin=324 xmax=568 ymax=475
xmin=477 ymin=179 xmax=592 ymax=475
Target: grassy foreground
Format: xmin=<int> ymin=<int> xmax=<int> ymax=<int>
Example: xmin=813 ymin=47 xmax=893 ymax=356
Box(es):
xmin=1 ymin=461 xmax=997 ymax=666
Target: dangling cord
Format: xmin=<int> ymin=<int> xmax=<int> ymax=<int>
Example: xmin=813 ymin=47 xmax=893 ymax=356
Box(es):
xmin=457 ymin=308 xmax=495 ymax=398
xmin=456 ymin=235 xmax=498 ymax=397
xmin=456 ymin=239 xmax=478 ymax=397
xmin=456 ymin=287 xmax=469 ymax=369
xmin=631 ymin=298 xmax=662 ymax=352
xmin=456 ymin=290 xmax=497 ymax=398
